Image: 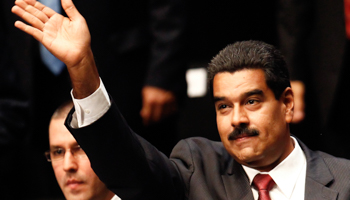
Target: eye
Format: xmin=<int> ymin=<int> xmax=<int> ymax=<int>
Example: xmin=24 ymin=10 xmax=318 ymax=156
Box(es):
xmin=216 ymin=103 xmax=231 ymax=111
xmin=245 ymin=98 xmax=262 ymax=110
xmin=246 ymin=99 xmax=257 ymax=105
xmin=73 ymin=145 xmax=87 ymax=157
xmin=73 ymin=145 xmax=83 ymax=153
xmin=219 ymin=104 xmax=227 ymax=109
xmin=51 ymin=148 xmax=65 ymax=157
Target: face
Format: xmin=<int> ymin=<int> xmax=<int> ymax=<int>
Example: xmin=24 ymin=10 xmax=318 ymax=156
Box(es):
xmin=213 ymin=69 xmax=294 ymax=171
xmin=49 ymin=117 xmax=114 ymax=200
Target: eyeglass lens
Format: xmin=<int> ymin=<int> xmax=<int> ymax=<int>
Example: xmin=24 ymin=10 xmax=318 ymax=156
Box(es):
xmin=45 ymin=146 xmax=86 ymax=162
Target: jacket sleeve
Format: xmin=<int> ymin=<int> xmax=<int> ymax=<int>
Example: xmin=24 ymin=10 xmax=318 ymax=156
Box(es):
xmin=65 ymin=99 xmax=185 ymax=200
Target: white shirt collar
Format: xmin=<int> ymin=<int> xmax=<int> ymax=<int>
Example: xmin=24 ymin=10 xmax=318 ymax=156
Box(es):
xmin=111 ymin=195 xmax=121 ymax=200
xmin=242 ymin=136 xmax=306 ymax=199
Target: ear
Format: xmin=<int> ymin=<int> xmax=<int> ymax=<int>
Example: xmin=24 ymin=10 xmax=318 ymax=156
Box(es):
xmin=281 ymin=87 xmax=294 ymax=123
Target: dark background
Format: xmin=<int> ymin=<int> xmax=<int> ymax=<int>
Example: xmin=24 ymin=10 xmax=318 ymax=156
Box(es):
xmin=4 ymin=0 xmax=347 ymax=199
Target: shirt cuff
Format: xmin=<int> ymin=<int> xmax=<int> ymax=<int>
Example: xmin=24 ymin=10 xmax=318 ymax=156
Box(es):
xmin=70 ymin=78 xmax=111 ymax=128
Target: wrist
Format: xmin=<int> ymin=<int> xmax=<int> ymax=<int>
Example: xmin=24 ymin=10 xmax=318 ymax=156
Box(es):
xmin=69 ymin=49 xmax=100 ymax=99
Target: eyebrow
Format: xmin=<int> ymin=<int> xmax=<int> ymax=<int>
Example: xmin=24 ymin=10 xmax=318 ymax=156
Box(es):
xmin=245 ymin=89 xmax=263 ymax=97
xmin=49 ymin=145 xmax=62 ymax=150
xmin=50 ymin=142 xmax=79 ymax=149
xmin=213 ymin=89 xmax=263 ymax=103
xmin=213 ymin=96 xmax=225 ymax=103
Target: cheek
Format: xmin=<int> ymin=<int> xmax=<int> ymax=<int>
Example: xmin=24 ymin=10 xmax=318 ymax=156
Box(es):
xmin=268 ymin=109 xmax=287 ymax=134
xmin=79 ymin=160 xmax=103 ymax=186
xmin=254 ymin=113 xmax=287 ymax=154
xmin=216 ymin=116 xmax=231 ymax=136
xmin=79 ymin=160 xmax=95 ymax=178
xmin=252 ymin=106 xmax=283 ymax=134
xmin=86 ymin=171 xmax=108 ymax=197
xmin=85 ymin=170 xmax=100 ymax=183
xmin=52 ymin=165 xmax=65 ymax=187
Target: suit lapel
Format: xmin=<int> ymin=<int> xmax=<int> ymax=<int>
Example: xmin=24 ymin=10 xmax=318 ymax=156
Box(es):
xmin=221 ymin=158 xmax=254 ymax=200
xmin=220 ymin=139 xmax=339 ymax=200
xmin=305 ymin=178 xmax=338 ymax=200
xmin=299 ymin=140 xmax=339 ymax=200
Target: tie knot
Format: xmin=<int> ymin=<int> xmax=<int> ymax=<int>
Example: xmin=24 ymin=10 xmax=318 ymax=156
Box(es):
xmin=253 ymin=174 xmax=275 ymax=192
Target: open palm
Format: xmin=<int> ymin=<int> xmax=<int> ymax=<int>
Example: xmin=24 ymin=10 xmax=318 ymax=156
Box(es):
xmin=12 ymin=0 xmax=91 ymax=68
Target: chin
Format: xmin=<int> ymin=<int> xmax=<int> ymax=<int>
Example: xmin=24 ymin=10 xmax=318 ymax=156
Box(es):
xmin=64 ymin=190 xmax=87 ymax=200
xmin=232 ymin=148 xmax=263 ymax=165
xmin=64 ymin=194 xmax=88 ymax=200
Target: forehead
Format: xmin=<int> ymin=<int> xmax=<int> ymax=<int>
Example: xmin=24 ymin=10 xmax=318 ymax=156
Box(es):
xmin=213 ymin=69 xmax=268 ymax=97
xmin=49 ymin=118 xmax=77 ymax=147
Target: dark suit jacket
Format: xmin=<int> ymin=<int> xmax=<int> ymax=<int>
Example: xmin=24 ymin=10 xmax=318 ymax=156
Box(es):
xmin=66 ymin=100 xmax=350 ymax=200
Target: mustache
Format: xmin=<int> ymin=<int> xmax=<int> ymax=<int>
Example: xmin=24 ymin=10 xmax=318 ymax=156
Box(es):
xmin=228 ymin=126 xmax=259 ymax=140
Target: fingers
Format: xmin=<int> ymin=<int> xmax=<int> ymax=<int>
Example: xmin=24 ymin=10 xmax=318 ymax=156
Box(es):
xmin=17 ymin=0 xmax=49 ymax=23
xmin=140 ymin=105 xmax=151 ymax=126
xmin=292 ymin=109 xmax=305 ymax=123
xmin=140 ymin=87 xmax=178 ymax=125
xmin=12 ymin=2 xmax=44 ymax=40
xmin=141 ymin=100 xmax=178 ymax=125
xmin=140 ymin=102 xmax=163 ymax=126
xmin=12 ymin=6 xmax=43 ymax=32
xmin=61 ymin=0 xmax=82 ymax=21
xmin=291 ymin=92 xmax=305 ymax=123
xmin=12 ymin=0 xmax=56 ymax=32
xmin=13 ymin=20 xmax=43 ymax=41
xmin=23 ymin=0 xmax=57 ymax=18
xmin=290 ymin=80 xmax=305 ymax=123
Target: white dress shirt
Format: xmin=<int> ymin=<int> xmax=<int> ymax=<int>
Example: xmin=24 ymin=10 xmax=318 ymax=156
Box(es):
xmin=111 ymin=194 xmax=121 ymax=200
xmin=71 ymin=79 xmax=307 ymax=200
xmin=243 ymin=137 xmax=307 ymax=200
xmin=70 ymin=78 xmax=111 ymax=128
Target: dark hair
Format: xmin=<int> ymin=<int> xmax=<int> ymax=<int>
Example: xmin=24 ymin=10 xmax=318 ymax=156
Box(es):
xmin=208 ymin=40 xmax=290 ymax=99
xmin=51 ymin=101 xmax=73 ymax=120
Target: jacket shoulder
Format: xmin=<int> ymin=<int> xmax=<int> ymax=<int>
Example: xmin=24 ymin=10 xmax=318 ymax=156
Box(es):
xmin=317 ymin=151 xmax=350 ymax=175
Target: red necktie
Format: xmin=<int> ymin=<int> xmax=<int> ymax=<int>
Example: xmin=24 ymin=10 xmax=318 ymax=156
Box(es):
xmin=345 ymin=0 xmax=350 ymax=39
xmin=253 ymin=174 xmax=275 ymax=200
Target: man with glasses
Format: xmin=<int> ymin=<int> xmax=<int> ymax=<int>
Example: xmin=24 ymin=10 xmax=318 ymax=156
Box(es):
xmin=46 ymin=101 xmax=120 ymax=200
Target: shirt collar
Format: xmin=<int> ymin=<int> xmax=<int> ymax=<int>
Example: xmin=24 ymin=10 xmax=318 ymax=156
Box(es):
xmin=111 ymin=195 xmax=121 ymax=200
xmin=242 ymin=136 xmax=306 ymax=199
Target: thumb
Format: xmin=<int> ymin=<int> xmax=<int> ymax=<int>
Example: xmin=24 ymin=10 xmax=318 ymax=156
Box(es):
xmin=140 ymin=103 xmax=152 ymax=126
xmin=61 ymin=0 xmax=81 ymax=21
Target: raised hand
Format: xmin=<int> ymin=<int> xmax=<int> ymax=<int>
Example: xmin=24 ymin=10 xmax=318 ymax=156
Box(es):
xmin=12 ymin=0 xmax=99 ymax=98
xmin=12 ymin=0 xmax=88 ymax=67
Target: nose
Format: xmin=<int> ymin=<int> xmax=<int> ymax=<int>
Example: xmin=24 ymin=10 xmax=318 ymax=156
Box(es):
xmin=231 ymin=106 xmax=249 ymax=127
xmin=62 ymin=151 xmax=78 ymax=172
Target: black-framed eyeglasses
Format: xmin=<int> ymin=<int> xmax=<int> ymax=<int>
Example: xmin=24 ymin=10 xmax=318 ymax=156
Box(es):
xmin=44 ymin=145 xmax=87 ymax=162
